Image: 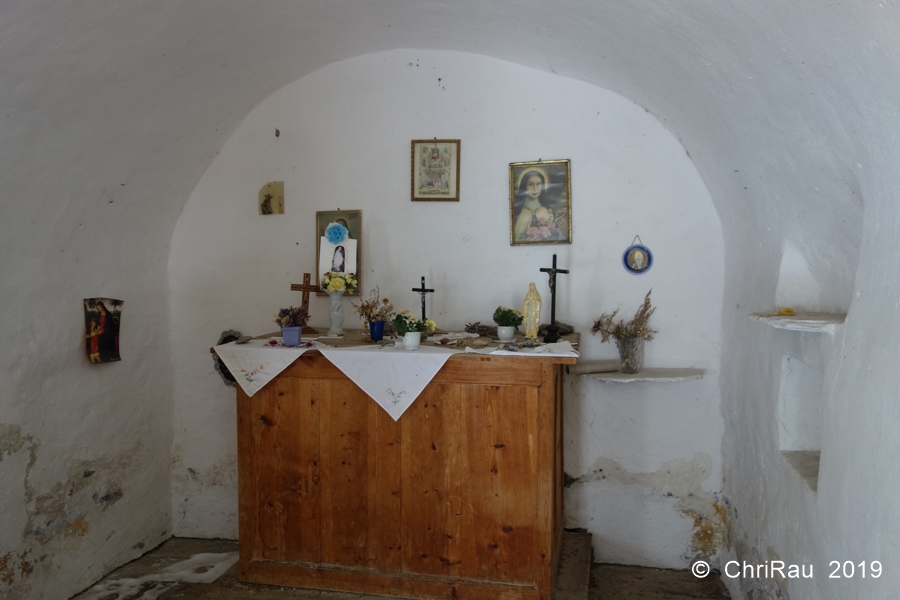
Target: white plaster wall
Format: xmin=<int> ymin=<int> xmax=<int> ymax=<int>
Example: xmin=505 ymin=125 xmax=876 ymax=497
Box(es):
xmin=0 ymin=135 xmax=176 ymax=598
xmin=2 ymin=1 xmax=893 ymax=597
xmin=168 ymin=49 xmax=725 ymax=568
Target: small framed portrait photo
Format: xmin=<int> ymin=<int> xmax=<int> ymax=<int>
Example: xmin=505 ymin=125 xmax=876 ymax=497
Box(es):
xmin=316 ymin=210 xmax=362 ymax=296
xmin=411 ymin=140 xmax=461 ymax=201
xmin=509 ymin=159 xmax=572 ymax=246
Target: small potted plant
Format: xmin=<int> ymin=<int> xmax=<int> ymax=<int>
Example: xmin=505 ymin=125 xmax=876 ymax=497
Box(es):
xmin=320 ymin=271 xmax=359 ymax=336
xmin=352 ymin=287 xmax=395 ymax=342
xmin=275 ymin=306 xmax=311 ymax=347
xmin=392 ymin=311 xmax=437 ymax=351
xmin=590 ymin=290 xmax=656 ymax=373
xmin=493 ymin=306 xmax=524 ymax=342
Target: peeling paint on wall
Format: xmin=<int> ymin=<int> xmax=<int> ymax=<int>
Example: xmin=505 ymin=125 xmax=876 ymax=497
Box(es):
xmin=719 ymin=495 xmax=789 ymax=600
xmin=0 ymin=424 xmax=164 ymax=599
xmin=567 ymin=452 xmax=726 ymax=564
xmin=25 ymin=454 xmax=131 ymax=544
xmin=171 ymin=452 xmax=237 ymax=489
xmin=0 ymin=424 xmax=28 ymax=461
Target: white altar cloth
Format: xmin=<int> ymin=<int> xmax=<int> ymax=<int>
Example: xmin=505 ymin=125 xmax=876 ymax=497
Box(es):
xmin=215 ymin=339 xmax=457 ymax=420
xmin=320 ymin=346 xmax=453 ymax=420
xmin=215 ymin=337 xmax=578 ymax=420
xmin=214 ymin=339 xmax=335 ymax=397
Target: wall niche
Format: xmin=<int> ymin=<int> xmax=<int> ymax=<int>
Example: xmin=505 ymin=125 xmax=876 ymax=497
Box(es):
xmin=777 ymin=354 xmax=823 ymax=491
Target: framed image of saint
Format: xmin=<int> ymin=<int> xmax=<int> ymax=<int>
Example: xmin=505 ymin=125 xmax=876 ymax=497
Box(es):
xmin=315 ymin=210 xmax=362 ymax=296
xmin=509 ymin=159 xmax=572 ymax=246
xmin=411 ymin=140 xmax=461 ymax=201
xmin=623 ymin=243 xmax=653 ymax=274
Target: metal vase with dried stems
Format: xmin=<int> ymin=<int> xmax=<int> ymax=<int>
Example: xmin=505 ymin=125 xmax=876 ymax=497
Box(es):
xmin=590 ymin=290 xmax=657 ymax=374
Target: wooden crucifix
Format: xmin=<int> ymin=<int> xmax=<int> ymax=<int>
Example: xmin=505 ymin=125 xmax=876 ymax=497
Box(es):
xmin=290 ymin=273 xmax=320 ymax=334
xmin=539 ymin=254 xmax=569 ymax=343
xmin=412 ymin=276 xmax=434 ymax=322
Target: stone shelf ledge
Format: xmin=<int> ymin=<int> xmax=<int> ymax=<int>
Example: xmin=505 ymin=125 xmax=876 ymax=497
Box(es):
xmin=585 ymin=368 xmax=705 ymax=383
xmin=746 ymin=313 xmax=846 ymax=334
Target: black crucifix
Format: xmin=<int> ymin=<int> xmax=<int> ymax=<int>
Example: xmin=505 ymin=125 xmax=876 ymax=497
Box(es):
xmin=539 ymin=254 xmax=569 ymax=343
xmin=289 ymin=273 xmax=320 ymax=334
xmin=412 ymin=276 xmax=434 ymax=322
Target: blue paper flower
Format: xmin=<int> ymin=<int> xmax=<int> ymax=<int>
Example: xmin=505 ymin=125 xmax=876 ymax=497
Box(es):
xmin=325 ymin=222 xmax=348 ymax=245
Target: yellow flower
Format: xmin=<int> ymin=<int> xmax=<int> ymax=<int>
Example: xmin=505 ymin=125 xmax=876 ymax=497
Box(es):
xmin=399 ymin=310 xmax=410 ymax=315
xmin=331 ymin=278 xmax=346 ymax=292
xmin=425 ymin=319 xmax=437 ymax=331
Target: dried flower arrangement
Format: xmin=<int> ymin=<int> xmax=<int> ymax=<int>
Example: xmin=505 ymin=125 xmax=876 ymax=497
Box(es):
xmin=274 ymin=306 xmax=311 ymax=328
xmin=352 ymin=287 xmax=395 ymax=323
xmin=590 ymin=290 xmax=657 ymax=342
xmin=493 ymin=306 xmax=524 ymax=329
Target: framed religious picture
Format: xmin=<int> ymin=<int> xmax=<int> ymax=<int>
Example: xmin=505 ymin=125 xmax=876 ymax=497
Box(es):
xmin=509 ymin=159 xmax=572 ymax=246
xmin=316 ymin=210 xmax=362 ymax=296
xmin=411 ymin=139 xmax=461 ymax=201
xmin=623 ymin=237 xmax=653 ymax=274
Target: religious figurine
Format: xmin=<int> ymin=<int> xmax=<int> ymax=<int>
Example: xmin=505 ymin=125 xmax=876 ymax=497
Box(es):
xmin=524 ymin=282 xmax=542 ymax=340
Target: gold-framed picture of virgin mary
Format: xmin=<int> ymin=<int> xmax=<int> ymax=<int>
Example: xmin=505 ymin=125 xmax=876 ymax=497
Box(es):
xmin=509 ymin=159 xmax=572 ymax=246
xmin=315 ymin=210 xmax=362 ymax=296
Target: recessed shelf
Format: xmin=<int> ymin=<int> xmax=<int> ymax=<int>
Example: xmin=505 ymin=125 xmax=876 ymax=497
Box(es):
xmin=747 ymin=313 xmax=846 ymax=334
xmin=584 ymin=368 xmax=705 ymax=383
xmin=782 ymin=450 xmax=820 ymax=492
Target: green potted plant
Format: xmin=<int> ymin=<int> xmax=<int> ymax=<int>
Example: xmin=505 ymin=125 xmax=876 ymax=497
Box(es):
xmin=352 ymin=287 xmax=395 ymax=342
xmin=275 ymin=306 xmax=311 ymax=347
xmin=392 ymin=311 xmax=437 ymax=351
xmin=493 ymin=306 xmax=524 ymax=342
xmin=590 ymin=290 xmax=656 ymax=373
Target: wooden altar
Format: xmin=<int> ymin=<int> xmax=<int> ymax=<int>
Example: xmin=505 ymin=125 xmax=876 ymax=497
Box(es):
xmin=236 ymin=339 xmax=576 ymax=600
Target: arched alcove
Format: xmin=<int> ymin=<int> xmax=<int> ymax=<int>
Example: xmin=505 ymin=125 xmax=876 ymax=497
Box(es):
xmin=168 ymin=49 xmax=725 ymax=569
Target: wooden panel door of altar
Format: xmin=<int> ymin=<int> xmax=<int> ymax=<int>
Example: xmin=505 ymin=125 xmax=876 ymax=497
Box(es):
xmin=237 ymin=352 xmax=569 ymax=600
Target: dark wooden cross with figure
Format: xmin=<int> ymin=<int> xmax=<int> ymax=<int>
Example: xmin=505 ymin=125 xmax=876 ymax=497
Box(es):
xmin=290 ymin=273 xmax=320 ymax=334
xmin=412 ymin=276 xmax=435 ymax=322
xmin=539 ymin=254 xmax=569 ymax=343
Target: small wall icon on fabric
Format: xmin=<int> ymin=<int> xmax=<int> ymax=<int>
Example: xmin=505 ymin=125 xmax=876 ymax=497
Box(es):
xmin=259 ymin=181 xmax=285 ymax=215
xmin=623 ymin=236 xmax=653 ymax=274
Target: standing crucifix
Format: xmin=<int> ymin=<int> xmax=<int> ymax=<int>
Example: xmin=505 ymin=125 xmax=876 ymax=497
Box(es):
xmin=539 ymin=254 xmax=569 ymax=343
xmin=412 ymin=276 xmax=434 ymax=322
xmin=290 ymin=273 xmax=320 ymax=334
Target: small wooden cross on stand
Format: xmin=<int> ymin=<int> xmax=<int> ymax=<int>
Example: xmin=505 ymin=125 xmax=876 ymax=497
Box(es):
xmin=289 ymin=273 xmax=320 ymax=334
xmin=412 ymin=276 xmax=434 ymax=322
xmin=539 ymin=254 xmax=569 ymax=343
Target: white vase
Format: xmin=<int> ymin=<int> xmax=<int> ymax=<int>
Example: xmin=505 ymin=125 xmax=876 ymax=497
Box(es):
xmin=327 ymin=290 xmax=345 ymax=336
xmin=497 ymin=325 xmax=516 ymax=342
xmin=402 ymin=331 xmax=421 ymax=351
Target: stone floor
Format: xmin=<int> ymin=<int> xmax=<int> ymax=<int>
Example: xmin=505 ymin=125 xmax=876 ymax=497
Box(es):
xmin=71 ymin=538 xmax=730 ymax=600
